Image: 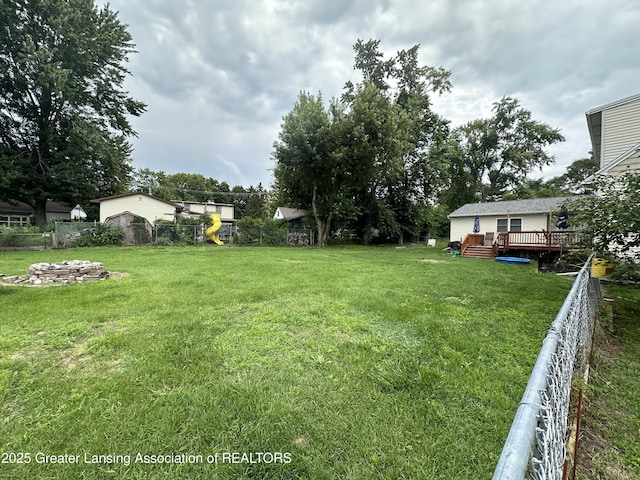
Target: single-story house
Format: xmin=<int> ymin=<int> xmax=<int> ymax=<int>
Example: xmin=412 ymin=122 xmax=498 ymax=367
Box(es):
xmin=91 ymin=192 xmax=182 ymax=224
xmin=585 ymin=92 xmax=640 ymax=181
xmin=273 ymin=207 xmax=307 ymax=226
xmin=448 ymin=197 xmax=577 ymax=243
xmin=0 ymin=200 xmax=72 ymax=227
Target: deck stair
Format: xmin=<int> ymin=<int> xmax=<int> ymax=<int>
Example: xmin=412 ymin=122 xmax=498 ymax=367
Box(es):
xmin=462 ymin=245 xmax=496 ymax=259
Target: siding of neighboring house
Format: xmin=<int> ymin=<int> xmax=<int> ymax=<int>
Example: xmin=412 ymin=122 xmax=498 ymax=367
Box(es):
xmin=599 ymin=96 xmax=640 ymax=169
xmin=95 ymin=194 xmax=177 ymax=223
xmin=607 ymin=148 xmax=640 ymax=176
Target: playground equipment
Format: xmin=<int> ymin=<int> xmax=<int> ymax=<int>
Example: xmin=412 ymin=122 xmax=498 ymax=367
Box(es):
xmin=205 ymin=213 xmax=224 ymax=245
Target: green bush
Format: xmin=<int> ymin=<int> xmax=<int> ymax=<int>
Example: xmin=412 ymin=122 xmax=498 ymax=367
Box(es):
xmin=235 ymin=217 xmax=287 ymax=245
xmin=611 ymin=262 xmax=640 ymax=283
xmin=75 ymin=225 xmax=123 ymax=246
xmin=153 ymin=220 xmax=197 ymax=246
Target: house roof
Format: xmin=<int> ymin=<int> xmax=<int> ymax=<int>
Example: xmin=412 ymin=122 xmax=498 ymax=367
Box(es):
xmin=584 ymin=142 xmax=640 ymax=183
xmin=90 ymin=192 xmax=181 ymax=209
xmin=0 ymin=200 xmax=72 ymax=215
xmin=448 ymin=197 xmax=577 ymax=218
xmin=276 ymin=207 xmax=306 ymax=220
xmin=585 ymin=92 xmax=640 ymax=165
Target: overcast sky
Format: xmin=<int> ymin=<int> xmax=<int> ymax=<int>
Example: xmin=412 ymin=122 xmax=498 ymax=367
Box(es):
xmin=102 ymin=0 xmax=640 ymax=189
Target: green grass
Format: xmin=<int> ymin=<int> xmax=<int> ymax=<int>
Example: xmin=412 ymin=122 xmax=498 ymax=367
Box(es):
xmin=0 ymin=245 xmax=574 ymax=479
xmin=577 ymin=285 xmax=640 ymax=479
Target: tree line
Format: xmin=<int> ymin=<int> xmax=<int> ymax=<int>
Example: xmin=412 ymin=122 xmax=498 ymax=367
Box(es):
xmin=0 ymin=1 xmax=602 ymax=244
xmin=271 ymin=39 xmax=591 ymax=246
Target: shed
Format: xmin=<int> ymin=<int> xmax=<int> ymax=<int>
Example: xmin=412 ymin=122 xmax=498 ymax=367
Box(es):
xmin=103 ymin=211 xmax=154 ymax=245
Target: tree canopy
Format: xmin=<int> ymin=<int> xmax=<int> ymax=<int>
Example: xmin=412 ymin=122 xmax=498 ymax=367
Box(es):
xmin=0 ymin=0 xmax=146 ymax=226
xmin=438 ymin=97 xmax=565 ymax=210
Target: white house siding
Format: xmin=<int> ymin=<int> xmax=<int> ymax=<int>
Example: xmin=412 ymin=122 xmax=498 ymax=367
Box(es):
xmin=608 ymin=150 xmax=640 ymax=176
xmin=450 ymin=213 xmax=550 ymax=243
xmin=99 ymin=195 xmax=176 ymax=223
xmin=181 ymin=202 xmax=235 ymax=221
xmin=601 ymin=97 xmax=640 ymax=168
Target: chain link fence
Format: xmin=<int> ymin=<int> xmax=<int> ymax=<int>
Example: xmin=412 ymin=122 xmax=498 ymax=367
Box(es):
xmin=51 ymin=222 xmax=314 ymax=247
xmin=493 ymin=254 xmax=602 ymax=480
xmin=0 ymin=231 xmax=54 ymax=249
xmin=233 ymin=227 xmax=314 ymax=246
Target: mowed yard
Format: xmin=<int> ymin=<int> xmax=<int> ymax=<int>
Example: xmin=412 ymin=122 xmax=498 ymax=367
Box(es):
xmin=0 ymin=245 xmax=574 ymax=479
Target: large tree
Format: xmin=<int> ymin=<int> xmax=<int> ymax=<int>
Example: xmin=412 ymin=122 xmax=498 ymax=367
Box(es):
xmin=441 ymin=97 xmax=564 ymax=206
xmin=272 ymin=92 xmax=339 ymax=247
xmin=0 ymin=0 xmax=146 ymax=226
xmin=345 ymin=40 xmax=452 ymax=243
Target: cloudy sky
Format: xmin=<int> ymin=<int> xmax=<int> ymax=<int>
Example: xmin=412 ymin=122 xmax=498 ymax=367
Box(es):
xmin=101 ymin=0 xmax=640 ymax=189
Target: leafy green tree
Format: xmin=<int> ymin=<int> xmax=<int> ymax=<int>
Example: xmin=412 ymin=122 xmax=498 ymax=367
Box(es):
xmin=568 ymin=173 xmax=640 ymax=260
xmin=130 ymin=168 xmax=166 ymax=194
xmin=0 ymin=0 xmax=146 ymax=226
xmin=272 ymin=92 xmax=339 ymax=247
xmin=243 ymin=183 xmax=269 ymax=219
xmin=544 ymin=156 xmax=598 ymax=194
xmin=442 ymin=97 xmax=564 ymax=203
xmin=346 ymin=40 xmax=452 ymax=243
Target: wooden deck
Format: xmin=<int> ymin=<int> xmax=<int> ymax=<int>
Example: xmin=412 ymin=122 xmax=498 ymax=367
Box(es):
xmin=461 ymin=231 xmax=591 ymax=258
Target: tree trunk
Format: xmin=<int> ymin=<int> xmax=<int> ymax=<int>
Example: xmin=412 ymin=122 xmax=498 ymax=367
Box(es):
xmin=34 ymin=198 xmax=47 ymax=228
xmin=316 ymin=217 xmax=326 ymax=248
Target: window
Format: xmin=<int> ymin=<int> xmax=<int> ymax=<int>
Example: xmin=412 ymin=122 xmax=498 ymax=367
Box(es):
xmin=497 ymin=218 xmax=522 ymax=232
xmin=0 ymin=215 xmax=30 ymax=227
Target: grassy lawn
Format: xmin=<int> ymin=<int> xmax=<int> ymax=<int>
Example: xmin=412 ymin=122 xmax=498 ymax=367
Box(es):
xmin=0 ymin=245 xmax=574 ymax=479
xmin=577 ymin=284 xmax=640 ymax=479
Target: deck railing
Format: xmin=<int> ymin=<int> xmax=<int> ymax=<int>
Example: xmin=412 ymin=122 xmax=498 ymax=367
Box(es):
xmin=492 ymin=255 xmax=601 ymax=480
xmin=461 ymin=233 xmax=484 ymax=255
xmin=496 ymin=231 xmax=591 ymax=251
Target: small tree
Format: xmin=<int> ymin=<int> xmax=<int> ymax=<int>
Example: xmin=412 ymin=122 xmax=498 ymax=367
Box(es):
xmin=569 ymin=173 xmax=640 ymax=261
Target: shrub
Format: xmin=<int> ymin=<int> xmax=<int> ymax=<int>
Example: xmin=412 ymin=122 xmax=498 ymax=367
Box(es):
xmin=75 ymin=225 xmax=123 ymax=246
xmin=611 ymin=262 xmax=640 ymax=283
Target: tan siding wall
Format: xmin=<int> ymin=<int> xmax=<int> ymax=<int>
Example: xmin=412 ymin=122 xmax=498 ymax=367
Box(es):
xmin=601 ymin=98 xmax=640 ymax=168
xmin=449 ymin=214 xmax=550 ymax=242
xmin=99 ymin=196 xmax=176 ymax=223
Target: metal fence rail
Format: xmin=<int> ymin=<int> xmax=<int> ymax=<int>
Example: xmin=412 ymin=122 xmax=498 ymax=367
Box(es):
xmin=493 ymin=255 xmax=601 ymax=480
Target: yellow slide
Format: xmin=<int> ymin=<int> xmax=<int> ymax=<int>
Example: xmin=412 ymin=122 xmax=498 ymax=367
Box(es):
xmin=205 ymin=213 xmax=224 ymax=245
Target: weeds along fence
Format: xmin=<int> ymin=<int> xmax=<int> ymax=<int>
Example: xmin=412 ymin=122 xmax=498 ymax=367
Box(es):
xmin=493 ymin=255 xmax=602 ymax=480
xmin=0 ymin=231 xmax=54 ymax=250
xmin=51 ymin=222 xmax=314 ymax=247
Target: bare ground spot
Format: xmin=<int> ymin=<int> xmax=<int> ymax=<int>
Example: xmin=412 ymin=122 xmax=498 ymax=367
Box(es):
xmin=421 ymin=259 xmax=444 ymax=264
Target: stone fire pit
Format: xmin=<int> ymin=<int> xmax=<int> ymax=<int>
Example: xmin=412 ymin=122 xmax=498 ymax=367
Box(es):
xmin=2 ymin=260 xmax=109 ymax=285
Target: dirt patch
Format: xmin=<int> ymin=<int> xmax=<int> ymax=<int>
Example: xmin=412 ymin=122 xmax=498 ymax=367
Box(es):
xmin=421 ymin=259 xmax=444 ymax=264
